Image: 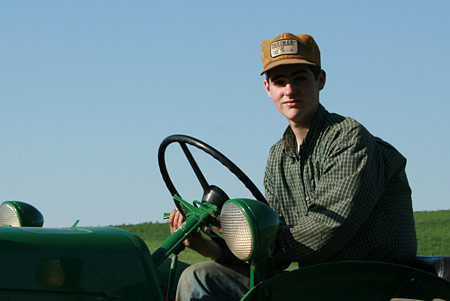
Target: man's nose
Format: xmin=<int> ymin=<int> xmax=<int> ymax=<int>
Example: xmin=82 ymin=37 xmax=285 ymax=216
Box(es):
xmin=284 ymin=82 xmax=294 ymax=96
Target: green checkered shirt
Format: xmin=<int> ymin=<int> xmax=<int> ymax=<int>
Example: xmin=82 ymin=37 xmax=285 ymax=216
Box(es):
xmin=265 ymin=105 xmax=417 ymax=266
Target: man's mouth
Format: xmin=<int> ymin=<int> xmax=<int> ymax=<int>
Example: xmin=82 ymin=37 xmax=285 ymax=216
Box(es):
xmin=283 ymin=100 xmax=299 ymax=107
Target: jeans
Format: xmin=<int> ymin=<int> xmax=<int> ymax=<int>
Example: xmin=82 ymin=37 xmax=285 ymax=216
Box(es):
xmin=176 ymin=261 xmax=250 ymax=301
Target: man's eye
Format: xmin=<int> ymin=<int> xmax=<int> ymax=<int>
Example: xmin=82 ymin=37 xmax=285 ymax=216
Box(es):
xmin=273 ymin=79 xmax=287 ymax=86
xmin=292 ymin=76 xmax=307 ymax=83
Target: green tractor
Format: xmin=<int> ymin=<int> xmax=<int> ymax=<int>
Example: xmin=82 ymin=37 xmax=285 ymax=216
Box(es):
xmin=1 ymin=135 xmax=449 ymax=300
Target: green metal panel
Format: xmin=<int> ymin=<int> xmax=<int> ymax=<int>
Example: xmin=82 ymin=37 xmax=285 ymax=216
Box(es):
xmin=0 ymin=226 xmax=163 ymax=300
xmin=242 ymin=261 xmax=450 ymax=300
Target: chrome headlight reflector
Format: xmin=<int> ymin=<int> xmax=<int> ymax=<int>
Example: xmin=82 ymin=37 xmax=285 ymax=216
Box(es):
xmin=0 ymin=202 xmax=21 ymax=227
xmin=221 ymin=201 xmax=254 ymax=260
xmin=221 ymin=199 xmax=279 ymax=261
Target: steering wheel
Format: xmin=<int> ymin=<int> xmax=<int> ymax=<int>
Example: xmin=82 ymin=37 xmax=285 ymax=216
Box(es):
xmin=158 ymin=134 xmax=268 ymax=216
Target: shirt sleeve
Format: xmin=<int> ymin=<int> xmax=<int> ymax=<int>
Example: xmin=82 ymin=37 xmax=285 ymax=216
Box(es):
xmin=266 ymin=124 xmax=386 ymax=265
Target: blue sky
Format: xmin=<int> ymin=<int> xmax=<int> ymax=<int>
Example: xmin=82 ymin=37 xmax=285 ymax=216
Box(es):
xmin=1 ymin=1 xmax=449 ymax=227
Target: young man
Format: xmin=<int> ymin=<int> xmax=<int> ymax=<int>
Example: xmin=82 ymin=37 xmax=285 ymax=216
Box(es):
xmin=261 ymin=33 xmax=416 ymax=266
xmin=169 ymin=32 xmax=417 ymax=300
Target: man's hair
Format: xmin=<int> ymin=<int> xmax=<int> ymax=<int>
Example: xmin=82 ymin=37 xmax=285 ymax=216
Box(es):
xmin=266 ymin=65 xmax=322 ymax=81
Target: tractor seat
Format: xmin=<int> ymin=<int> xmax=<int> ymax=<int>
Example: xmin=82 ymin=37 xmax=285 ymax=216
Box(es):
xmin=409 ymin=256 xmax=450 ymax=281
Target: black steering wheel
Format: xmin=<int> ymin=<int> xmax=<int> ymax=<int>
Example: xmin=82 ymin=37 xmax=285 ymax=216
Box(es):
xmin=158 ymin=134 xmax=268 ymax=216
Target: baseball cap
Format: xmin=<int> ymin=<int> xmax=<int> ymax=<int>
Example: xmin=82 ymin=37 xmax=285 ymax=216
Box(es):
xmin=261 ymin=33 xmax=321 ymax=75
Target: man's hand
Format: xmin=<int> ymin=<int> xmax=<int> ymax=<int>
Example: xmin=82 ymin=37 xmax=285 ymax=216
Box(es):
xmin=168 ymin=208 xmax=205 ymax=249
xmin=168 ymin=208 xmax=223 ymax=260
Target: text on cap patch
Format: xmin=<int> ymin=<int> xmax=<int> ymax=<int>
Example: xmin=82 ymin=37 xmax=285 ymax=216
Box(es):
xmin=271 ymin=39 xmax=298 ymax=58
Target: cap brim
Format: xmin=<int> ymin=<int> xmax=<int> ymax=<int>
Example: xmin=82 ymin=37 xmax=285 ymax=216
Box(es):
xmin=260 ymin=58 xmax=317 ymax=76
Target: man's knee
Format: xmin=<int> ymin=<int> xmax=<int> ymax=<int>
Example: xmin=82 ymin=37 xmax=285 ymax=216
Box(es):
xmin=176 ymin=261 xmax=250 ymax=300
xmin=178 ymin=261 xmax=218 ymax=286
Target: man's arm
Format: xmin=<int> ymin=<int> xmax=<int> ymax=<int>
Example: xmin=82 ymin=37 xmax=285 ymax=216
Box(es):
xmin=266 ymin=125 xmax=385 ymax=265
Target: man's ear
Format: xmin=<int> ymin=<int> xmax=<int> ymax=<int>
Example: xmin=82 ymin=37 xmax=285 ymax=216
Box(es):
xmin=318 ymin=70 xmax=326 ymax=91
xmin=264 ymin=79 xmax=272 ymax=98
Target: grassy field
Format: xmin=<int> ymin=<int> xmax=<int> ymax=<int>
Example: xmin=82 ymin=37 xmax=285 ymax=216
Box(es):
xmin=114 ymin=209 xmax=450 ymax=265
xmin=414 ymin=210 xmax=450 ymax=256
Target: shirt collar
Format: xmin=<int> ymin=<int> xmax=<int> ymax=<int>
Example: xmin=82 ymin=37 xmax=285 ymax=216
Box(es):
xmin=282 ymin=104 xmax=328 ymax=158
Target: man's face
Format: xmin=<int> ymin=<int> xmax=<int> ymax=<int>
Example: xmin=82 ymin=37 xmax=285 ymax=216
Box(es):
xmin=264 ymin=64 xmax=326 ymax=127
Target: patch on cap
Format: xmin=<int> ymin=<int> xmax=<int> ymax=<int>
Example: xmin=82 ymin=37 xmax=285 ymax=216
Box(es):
xmin=271 ymin=39 xmax=298 ymax=58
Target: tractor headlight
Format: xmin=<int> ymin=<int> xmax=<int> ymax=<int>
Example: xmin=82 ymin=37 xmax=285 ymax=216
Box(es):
xmin=0 ymin=201 xmax=44 ymax=227
xmin=221 ymin=199 xmax=279 ymax=261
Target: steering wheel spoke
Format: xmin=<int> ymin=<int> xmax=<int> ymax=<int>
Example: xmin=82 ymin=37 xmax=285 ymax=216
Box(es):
xmin=179 ymin=142 xmax=210 ymax=192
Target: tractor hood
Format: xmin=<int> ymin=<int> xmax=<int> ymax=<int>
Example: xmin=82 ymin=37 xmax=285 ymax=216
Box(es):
xmin=0 ymin=226 xmax=162 ymax=299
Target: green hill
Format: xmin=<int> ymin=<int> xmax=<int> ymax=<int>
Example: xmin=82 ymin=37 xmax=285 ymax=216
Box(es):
xmin=114 ymin=210 xmax=450 ymax=265
xmin=414 ymin=210 xmax=450 ymax=256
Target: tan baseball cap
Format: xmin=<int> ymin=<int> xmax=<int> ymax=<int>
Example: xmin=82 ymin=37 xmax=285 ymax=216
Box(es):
xmin=260 ymin=33 xmax=321 ymax=75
